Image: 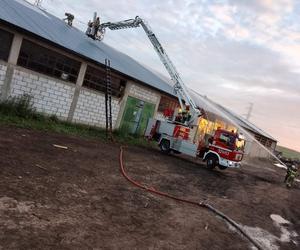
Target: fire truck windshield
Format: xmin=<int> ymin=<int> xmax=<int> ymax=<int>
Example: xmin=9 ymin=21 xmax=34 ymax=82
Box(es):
xmin=219 ymin=132 xmax=245 ymax=152
xmin=219 ymin=133 xmax=236 ymax=149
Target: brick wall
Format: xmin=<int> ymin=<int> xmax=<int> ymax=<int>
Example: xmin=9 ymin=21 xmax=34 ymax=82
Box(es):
xmin=128 ymin=84 xmax=160 ymax=104
xmin=10 ymin=68 xmax=75 ymax=119
xmin=73 ymin=88 xmax=120 ymax=128
xmin=0 ymin=62 xmax=7 ymax=96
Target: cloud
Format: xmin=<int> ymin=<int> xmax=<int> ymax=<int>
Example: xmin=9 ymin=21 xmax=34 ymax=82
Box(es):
xmin=208 ymin=4 xmax=236 ymax=25
xmin=228 ymin=0 xmax=294 ymax=14
xmin=224 ymin=24 xmax=250 ymax=40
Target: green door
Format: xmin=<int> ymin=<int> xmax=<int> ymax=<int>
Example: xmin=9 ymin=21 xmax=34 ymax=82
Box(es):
xmin=135 ymin=102 xmax=156 ymax=135
xmin=120 ymin=96 xmax=155 ymax=136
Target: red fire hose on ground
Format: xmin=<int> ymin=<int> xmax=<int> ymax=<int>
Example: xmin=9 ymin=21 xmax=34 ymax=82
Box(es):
xmin=119 ymin=146 xmax=264 ymax=250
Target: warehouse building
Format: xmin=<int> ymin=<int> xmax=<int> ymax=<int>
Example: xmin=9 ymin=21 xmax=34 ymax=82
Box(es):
xmin=0 ymin=0 xmax=276 ymax=158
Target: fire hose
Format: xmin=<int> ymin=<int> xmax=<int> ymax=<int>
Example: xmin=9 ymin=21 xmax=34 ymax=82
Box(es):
xmin=119 ymin=146 xmax=264 ymax=250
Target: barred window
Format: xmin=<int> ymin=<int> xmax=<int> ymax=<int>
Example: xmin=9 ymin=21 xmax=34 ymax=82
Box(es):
xmin=254 ymin=134 xmax=261 ymax=141
xmin=265 ymin=139 xmax=272 ymax=148
xmin=0 ymin=28 xmax=13 ymax=61
xmin=260 ymin=137 xmax=267 ymax=146
xmin=158 ymin=95 xmax=178 ymax=112
xmin=83 ymin=65 xmax=126 ymax=97
xmin=17 ymin=39 xmax=80 ymax=83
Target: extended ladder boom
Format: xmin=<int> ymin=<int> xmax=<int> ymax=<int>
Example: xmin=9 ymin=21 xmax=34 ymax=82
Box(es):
xmin=99 ymin=16 xmax=201 ymax=125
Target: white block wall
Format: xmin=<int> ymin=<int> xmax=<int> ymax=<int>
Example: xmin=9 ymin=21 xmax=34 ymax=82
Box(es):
xmin=73 ymin=88 xmax=120 ymax=128
xmin=0 ymin=63 xmax=8 ymax=96
xmin=3 ymin=65 xmax=163 ymax=131
xmin=129 ymin=84 xmax=159 ymax=104
xmin=10 ymin=69 xmax=75 ymax=119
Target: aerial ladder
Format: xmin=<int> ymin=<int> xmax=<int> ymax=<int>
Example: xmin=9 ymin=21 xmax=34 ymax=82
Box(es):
xmin=87 ymin=15 xmax=201 ymax=126
xmin=86 ymin=15 xmax=245 ymax=170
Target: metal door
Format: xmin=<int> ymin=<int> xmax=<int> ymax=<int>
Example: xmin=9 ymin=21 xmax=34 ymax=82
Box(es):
xmin=120 ymin=96 xmax=155 ymax=135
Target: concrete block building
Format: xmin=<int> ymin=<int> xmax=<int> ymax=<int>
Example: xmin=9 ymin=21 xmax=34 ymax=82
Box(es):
xmin=0 ymin=0 xmax=277 ymax=158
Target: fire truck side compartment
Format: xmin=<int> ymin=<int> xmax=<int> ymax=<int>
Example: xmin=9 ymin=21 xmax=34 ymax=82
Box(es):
xmin=171 ymin=139 xmax=198 ymax=157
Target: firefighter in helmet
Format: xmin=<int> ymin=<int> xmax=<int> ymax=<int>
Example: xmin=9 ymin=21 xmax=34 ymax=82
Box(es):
xmin=86 ymin=17 xmax=101 ymax=40
xmin=93 ymin=17 xmax=101 ymax=38
xmin=175 ymin=109 xmax=183 ymax=123
xmin=284 ymin=163 xmax=298 ymax=188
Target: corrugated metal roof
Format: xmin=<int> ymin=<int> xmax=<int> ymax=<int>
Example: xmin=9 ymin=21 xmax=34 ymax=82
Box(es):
xmin=0 ymin=0 xmax=276 ymax=142
xmin=0 ymin=0 xmax=174 ymax=95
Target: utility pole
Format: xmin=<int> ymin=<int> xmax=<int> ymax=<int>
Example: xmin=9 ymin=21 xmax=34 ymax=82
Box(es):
xmin=245 ymin=102 xmax=254 ymax=121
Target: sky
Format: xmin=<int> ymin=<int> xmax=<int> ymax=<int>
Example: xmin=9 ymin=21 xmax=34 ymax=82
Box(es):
xmin=27 ymin=0 xmax=300 ymax=152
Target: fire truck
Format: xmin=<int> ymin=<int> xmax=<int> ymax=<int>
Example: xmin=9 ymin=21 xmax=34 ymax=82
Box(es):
xmin=145 ymin=119 xmax=245 ymax=169
xmin=87 ymin=15 xmax=245 ymax=170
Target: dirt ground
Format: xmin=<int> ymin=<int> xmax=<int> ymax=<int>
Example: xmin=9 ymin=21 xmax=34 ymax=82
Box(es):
xmin=0 ymin=126 xmax=299 ymax=250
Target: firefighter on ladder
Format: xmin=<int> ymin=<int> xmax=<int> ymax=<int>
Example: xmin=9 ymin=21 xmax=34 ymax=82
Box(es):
xmin=94 ymin=17 xmax=101 ymax=36
xmin=284 ymin=163 xmax=298 ymax=188
xmin=86 ymin=17 xmax=101 ymax=39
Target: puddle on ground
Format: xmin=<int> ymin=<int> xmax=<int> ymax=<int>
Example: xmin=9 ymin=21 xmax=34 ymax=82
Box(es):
xmin=225 ymin=214 xmax=298 ymax=250
xmin=270 ymin=214 xmax=290 ymax=225
xmin=270 ymin=214 xmax=298 ymax=245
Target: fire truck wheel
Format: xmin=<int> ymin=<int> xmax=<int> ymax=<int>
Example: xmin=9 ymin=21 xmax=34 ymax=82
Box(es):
xmin=160 ymin=139 xmax=171 ymax=154
xmin=206 ymin=155 xmax=217 ymax=169
xmin=218 ymin=165 xmax=228 ymax=170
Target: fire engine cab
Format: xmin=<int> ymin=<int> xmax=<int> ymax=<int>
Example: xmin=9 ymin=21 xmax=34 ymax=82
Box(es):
xmin=200 ymin=129 xmax=245 ymax=169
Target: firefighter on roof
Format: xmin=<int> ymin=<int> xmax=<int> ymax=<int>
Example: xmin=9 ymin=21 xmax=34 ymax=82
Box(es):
xmin=64 ymin=13 xmax=74 ymax=26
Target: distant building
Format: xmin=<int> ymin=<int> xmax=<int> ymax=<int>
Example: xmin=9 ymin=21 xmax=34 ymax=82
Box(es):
xmin=0 ymin=0 xmax=276 ymax=158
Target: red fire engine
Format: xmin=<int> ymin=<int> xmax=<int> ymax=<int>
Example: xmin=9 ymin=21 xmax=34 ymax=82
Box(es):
xmin=145 ymin=118 xmax=245 ymax=170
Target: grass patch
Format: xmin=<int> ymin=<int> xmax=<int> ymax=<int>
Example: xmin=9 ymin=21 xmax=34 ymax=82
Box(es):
xmin=276 ymin=145 xmax=300 ymax=159
xmin=0 ymin=95 xmax=155 ymax=147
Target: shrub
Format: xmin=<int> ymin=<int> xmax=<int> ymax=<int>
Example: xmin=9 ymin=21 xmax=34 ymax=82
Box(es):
xmin=0 ymin=94 xmax=36 ymax=118
xmin=49 ymin=114 xmax=59 ymax=123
